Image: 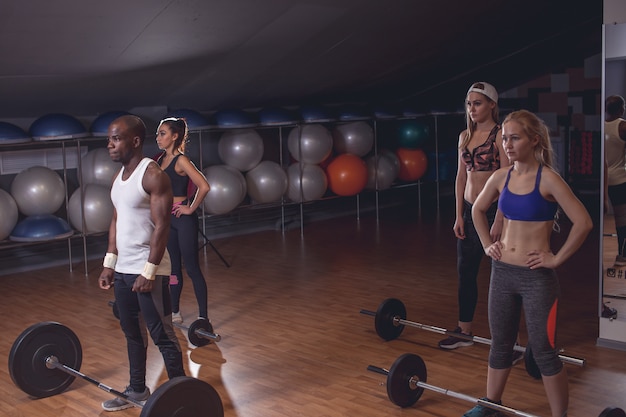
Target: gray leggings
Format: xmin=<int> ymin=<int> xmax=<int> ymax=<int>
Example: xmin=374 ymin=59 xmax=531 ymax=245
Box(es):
xmin=488 ymin=260 xmax=563 ymax=376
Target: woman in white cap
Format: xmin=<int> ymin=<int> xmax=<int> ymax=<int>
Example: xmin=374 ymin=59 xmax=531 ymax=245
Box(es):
xmin=438 ymin=82 xmax=519 ymax=363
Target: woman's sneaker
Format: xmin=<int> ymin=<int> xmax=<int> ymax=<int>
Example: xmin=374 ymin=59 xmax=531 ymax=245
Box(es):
xmin=172 ymin=311 xmax=183 ymax=324
xmin=438 ymin=327 xmax=474 ymax=349
xmin=102 ymin=386 xmax=150 ymax=411
xmin=463 ymin=398 xmax=501 ymax=417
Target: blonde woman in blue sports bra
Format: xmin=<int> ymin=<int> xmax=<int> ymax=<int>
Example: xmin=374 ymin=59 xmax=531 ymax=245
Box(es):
xmin=466 ymin=110 xmax=592 ymax=417
xmin=439 ymin=82 xmax=511 ymax=350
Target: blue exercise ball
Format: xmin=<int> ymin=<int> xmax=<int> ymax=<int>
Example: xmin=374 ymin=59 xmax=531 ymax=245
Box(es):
xmin=90 ymin=111 xmax=131 ymax=137
xmin=0 ymin=121 xmax=31 ymax=144
xmin=214 ymin=109 xmax=256 ymax=128
xmin=10 ymin=214 xmax=73 ymax=242
xmin=29 ymin=113 xmax=88 ymax=140
xmin=257 ymin=107 xmax=298 ymax=126
xmin=300 ymin=104 xmax=336 ymax=123
xmin=165 ymin=108 xmax=213 ymax=130
xmin=396 ymin=119 xmax=430 ymax=149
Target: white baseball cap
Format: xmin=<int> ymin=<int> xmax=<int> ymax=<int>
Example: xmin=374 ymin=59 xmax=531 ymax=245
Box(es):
xmin=467 ymin=82 xmax=498 ymax=103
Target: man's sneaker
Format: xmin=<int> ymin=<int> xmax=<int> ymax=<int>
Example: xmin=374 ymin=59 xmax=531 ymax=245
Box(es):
xmin=438 ymin=327 xmax=474 ymax=350
xmin=615 ymin=255 xmax=626 ymax=267
xmin=172 ymin=311 xmax=183 ymax=324
xmin=102 ymin=386 xmax=150 ymax=412
xmin=602 ymin=303 xmax=618 ymax=319
xmin=463 ymin=398 xmax=501 ymax=417
xmin=511 ymin=348 xmax=524 ymax=366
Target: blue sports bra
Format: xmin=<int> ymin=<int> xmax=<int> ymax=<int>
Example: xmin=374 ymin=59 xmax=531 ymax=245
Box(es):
xmin=498 ymin=165 xmax=558 ymax=222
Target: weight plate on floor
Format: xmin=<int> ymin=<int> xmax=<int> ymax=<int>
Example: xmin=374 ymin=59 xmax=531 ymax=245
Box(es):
xmin=524 ymin=345 xmax=541 ymax=380
xmin=141 ymin=376 xmax=224 ymax=417
xmin=9 ymin=321 xmax=82 ymax=398
xmin=599 ymin=407 xmax=626 ymax=417
xmin=386 ymin=353 xmax=426 ymax=408
xmin=375 ymin=298 xmax=406 ymax=341
xmin=188 ymin=318 xmax=213 ymax=347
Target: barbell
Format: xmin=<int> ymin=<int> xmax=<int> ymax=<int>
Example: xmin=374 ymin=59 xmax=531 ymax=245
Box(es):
xmin=108 ymin=300 xmax=221 ymax=347
xmin=9 ymin=321 xmax=224 ymax=417
xmin=367 ymin=352 xmax=625 ymax=417
xmin=360 ymin=298 xmax=586 ymax=379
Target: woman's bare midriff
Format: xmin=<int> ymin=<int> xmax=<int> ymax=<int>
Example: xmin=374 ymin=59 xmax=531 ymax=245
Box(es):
xmin=464 ymin=171 xmax=494 ymax=204
xmin=499 ymin=219 xmax=554 ymax=266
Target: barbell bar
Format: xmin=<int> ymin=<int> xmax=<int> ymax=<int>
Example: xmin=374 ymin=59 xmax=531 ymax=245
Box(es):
xmin=174 ymin=318 xmax=221 ymax=346
xmin=360 ymin=298 xmax=585 ymax=379
xmin=367 ymin=352 xmax=625 ymax=417
xmin=108 ymin=300 xmax=221 ymax=346
xmin=9 ymin=321 xmax=224 ymax=417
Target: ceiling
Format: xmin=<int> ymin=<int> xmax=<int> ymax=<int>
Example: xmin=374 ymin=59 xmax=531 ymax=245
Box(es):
xmin=0 ymin=0 xmax=602 ymax=120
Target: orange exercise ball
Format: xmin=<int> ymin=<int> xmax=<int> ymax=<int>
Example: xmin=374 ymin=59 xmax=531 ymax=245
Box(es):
xmin=326 ymin=153 xmax=368 ymax=196
xmin=396 ymin=147 xmax=428 ymax=181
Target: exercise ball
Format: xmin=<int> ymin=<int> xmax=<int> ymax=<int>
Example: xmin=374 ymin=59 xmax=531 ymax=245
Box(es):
xmin=287 ymin=124 xmax=333 ymax=164
xmin=202 ymin=165 xmax=247 ymax=214
xmin=165 ymin=108 xmax=213 ymax=130
xmin=68 ymin=184 xmax=114 ymax=233
xmin=214 ymin=109 xmax=256 ymax=128
xmin=80 ymin=147 xmax=121 ymax=187
xmin=246 ymin=161 xmax=288 ymax=204
xmin=396 ymin=119 xmax=430 ymax=149
xmin=286 ymin=163 xmax=327 ymax=202
xmin=0 ymin=189 xmax=19 ymax=240
xmin=396 ymin=148 xmax=428 ymax=181
xmin=11 ymin=166 xmax=66 ymax=216
xmin=326 ymin=154 xmax=368 ymax=196
xmin=257 ymin=107 xmax=298 ymax=126
xmin=365 ymin=153 xmax=398 ymax=190
xmin=300 ymin=104 xmax=336 ymax=123
xmin=10 ymin=214 xmax=73 ymax=242
xmin=332 ymin=121 xmax=374 ymax=157
xmin=0 ymin=121 xmax=31 ymax=144
xmin=90 ymin=111 xmax=131 ymax=137
xmin=218 ymin=129 xmax=264 ymax=172
xmin=379 ymin=148 xmax=401 ymax=179
xmin=29 ymin=113 xmax=88 ymax=140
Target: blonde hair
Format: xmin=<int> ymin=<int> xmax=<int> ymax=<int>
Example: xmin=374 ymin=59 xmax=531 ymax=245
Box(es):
xmin=502 ymin=110 xmax=555 ymax=170
xmin=460 ymin=82 xmax=500 ymax=150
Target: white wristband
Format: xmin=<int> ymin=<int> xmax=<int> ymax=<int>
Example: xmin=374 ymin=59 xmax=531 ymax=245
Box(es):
xmin=142 ymin=262 xmax=158 ymax=281
xmin=103 ymin=253 xmax=117 ymax=269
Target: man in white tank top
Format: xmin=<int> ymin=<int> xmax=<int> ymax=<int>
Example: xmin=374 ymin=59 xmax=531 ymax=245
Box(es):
xmin=605 ymin=95 xmax=626 ymax=266
xmin=98 ymin=115 xmax=185 ymax=412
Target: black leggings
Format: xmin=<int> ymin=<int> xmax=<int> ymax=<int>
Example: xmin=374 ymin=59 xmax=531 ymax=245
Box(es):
xmin=488 ymin=261 xmax=563 ymax=376
xmin=168 ymin=211 xmax=208 ymax=318
xmin=113 ymin=273 xmax=185 ymax=391
xmin=456 ymin=201 xmax=496 ymax=323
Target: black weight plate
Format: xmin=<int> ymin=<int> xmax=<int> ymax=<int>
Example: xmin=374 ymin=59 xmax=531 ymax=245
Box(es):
xmin=141 ymin=376 xmax=224 ymax=417
xmin=9 ymin=321 xmax=82 ymax=398
xmin=599 ymin=407 xmax=626 ymax=417
xmin=524 ymin=345 xmax=541 ymax=380
xmin=188 ymin=318 xmax=213 ymax=347
xmin=375 ymin=298 xmax=406 ymax=341
xmin=386 ymin=353 xmax=426 ymax=408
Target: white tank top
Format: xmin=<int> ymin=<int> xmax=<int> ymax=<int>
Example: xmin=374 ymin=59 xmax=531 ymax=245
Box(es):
xmin=605 ymin=118 xmax=626 ymax=186
xmin=110 ymin=157 xmax=171 ymax=275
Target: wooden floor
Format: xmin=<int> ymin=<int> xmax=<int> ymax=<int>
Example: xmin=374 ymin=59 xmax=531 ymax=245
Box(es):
xmin=1 ymin=196 xmax=625 ymax=417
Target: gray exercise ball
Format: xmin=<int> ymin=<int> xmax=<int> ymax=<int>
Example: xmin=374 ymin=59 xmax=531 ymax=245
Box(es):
xmin=365 ymin=153 xmax=398 ymax=190
xmin=286 ymin=163 xmax=327 ymax=203
xmin=246 ymin=161 xmax=288 ymax=204
xmin=68 ymin=184 xmax=114 ymax=233
xmin=0 ymin=189 xmax=18 ymax=240
xmin=11 ymin=165 xmax=66 ymax=216
xmin=217 ymin=129 xmax=264 ymax=172
xmin=202 ymin=165 xmax=247 ymax=214
xmin=332 ymin=121 xmax=374 ymax=157
xmin=287 ymin=124 xmax=333 ymax=164
xmin=80 ymin=147 xmax=121 ymax=187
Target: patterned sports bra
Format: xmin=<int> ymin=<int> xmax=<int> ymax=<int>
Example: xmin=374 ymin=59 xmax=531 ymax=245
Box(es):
xmin=461 ymin=125 xmax=501 ymax=172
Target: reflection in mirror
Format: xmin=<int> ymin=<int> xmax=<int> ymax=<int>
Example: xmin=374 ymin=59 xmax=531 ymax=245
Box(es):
xmin=601 ymin=22 xmax=626 ymax=347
